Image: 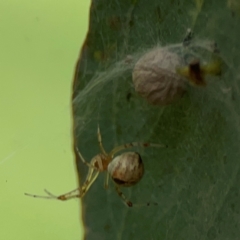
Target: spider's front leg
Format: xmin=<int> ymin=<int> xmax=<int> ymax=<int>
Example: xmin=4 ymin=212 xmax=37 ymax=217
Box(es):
xmin=80 ymin=171 xmax=100 ymax=198
xmin=24 ymin=188 xmax=81 ymax=201
xmin=53 ymin=188 xmax=81 ymax=201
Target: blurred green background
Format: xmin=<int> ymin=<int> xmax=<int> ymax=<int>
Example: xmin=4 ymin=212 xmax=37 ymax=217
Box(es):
xmin=0 ymin=1 xmax=90 ymax=239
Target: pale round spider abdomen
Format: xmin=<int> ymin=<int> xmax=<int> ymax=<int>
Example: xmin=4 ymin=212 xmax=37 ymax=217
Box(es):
xmin=107 ymin=152 xmax=144 ymax=187
xmin=132 ymin=48 xmax=186 ymax=105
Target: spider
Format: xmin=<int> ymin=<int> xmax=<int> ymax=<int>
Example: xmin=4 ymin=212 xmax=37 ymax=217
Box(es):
xmin=25 ymin=126 xmax=166 ymax=207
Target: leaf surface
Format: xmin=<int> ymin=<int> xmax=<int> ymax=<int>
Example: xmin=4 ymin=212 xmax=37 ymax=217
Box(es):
xmin=73 ymin=1 xmax=240 ymax=239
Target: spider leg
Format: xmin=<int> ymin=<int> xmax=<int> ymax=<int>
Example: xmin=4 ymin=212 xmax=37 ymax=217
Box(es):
xmin=104 ymin=172 xmax=110 ymax=189
xmin=109 ymin=142 xmax=167 ymax=157
xmin=114 ymin=186 xmax=159 ymax=207
xmin=47 ymin=188 xmax=81 ymax=200
xmin=76 ymin=147 xmax=98 ymax=169
xmin=97 ymin=125 xmax=107 ymax=155
xmin=44 ymin=189 xmax=58 ymax=197
xmin=54 ymin=191 xmax=81 ymax=201
xmin=25 ymin=188 xmax=81 ymax=201
xmin=26 ymin=169 xmax=100 ymax=201
xmin=115 ymin=185 xmax=133 ymax=207
xmin=76 ymin=146 xmax=103 ymax=197
xmin=24 ymin=192 xmax=57 ymax=199
xmin=25 ymin=163 xmax=100 ymax=201
xmin=80 ymin=170 xmax=99 ymax=198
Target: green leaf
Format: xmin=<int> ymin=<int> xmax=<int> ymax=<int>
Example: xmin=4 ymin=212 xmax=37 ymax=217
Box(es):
xmin=73 ymin=0 xmax=240 ymax=239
